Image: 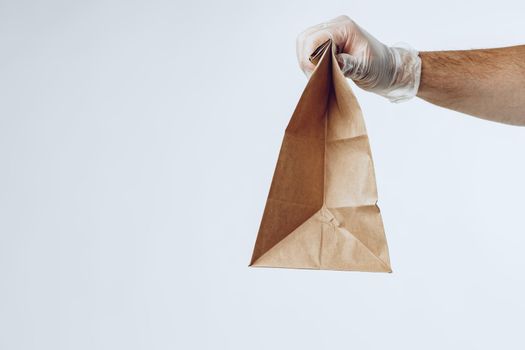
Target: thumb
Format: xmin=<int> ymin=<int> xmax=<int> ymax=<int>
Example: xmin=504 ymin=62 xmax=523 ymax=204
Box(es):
xmin=336 ymin=53 xmax=360 ymax=80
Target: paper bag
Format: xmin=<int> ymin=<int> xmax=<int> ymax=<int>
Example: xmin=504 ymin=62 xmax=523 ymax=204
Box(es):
xmin=250 ymin=40 xmax=391 ymax=272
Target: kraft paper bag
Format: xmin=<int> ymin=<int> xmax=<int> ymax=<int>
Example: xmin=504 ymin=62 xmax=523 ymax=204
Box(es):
xmin=249 ymin=40 xmax=391 ymax=272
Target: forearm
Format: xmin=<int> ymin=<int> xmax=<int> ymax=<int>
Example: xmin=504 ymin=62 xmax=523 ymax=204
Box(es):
xmin=417 ymin=46 xmax=525 ymax=126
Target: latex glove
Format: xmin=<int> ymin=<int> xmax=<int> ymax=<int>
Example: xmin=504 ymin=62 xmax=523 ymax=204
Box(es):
xmin=296 ymin=16 xmax=421 ymax=103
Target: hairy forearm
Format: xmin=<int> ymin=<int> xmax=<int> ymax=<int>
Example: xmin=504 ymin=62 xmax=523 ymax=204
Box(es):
xmin=417 ymin=46 xmax=525 ymax=126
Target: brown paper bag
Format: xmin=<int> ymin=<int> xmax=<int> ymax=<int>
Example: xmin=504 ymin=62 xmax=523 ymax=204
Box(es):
xmin=249 ymin=40 xmax=391 ymax=272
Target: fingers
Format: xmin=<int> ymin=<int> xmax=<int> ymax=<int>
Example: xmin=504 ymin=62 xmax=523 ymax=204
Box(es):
xmin=296 ymin=22 xmax=330 ymax=74
xmin=296 ymin=29 xmax=333 ymax=75
xmin=296 ymin=16 xmax=354 ymax=76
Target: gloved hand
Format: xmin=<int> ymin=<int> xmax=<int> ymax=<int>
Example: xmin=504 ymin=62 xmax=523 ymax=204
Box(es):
xmin=296 ymin=16 xmax=421 ymax=103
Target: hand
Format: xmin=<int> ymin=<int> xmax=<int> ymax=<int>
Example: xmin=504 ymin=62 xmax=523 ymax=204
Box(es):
xmin=296 ymin=16 xmax=421 ymax=102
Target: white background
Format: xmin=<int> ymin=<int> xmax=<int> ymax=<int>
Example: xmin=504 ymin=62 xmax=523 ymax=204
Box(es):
xmin=1 ymin=0 xmax=525 ymax=349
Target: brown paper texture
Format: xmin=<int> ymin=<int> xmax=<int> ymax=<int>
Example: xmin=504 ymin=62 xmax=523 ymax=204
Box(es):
xmin=250 ymin=41 xmax=391 ymax=272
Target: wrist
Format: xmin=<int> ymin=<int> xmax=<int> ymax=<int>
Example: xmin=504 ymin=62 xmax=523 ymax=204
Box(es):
xmin=380 ymin=45 xmax=421 ymax=103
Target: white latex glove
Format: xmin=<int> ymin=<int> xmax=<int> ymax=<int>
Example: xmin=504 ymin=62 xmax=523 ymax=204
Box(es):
xmin=296 ymin=16 xmax=421 ymax=103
